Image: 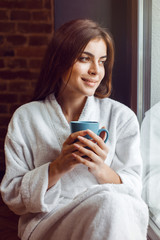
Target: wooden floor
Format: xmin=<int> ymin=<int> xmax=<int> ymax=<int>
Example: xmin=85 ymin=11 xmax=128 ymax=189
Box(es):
xmin=0 ymin=178 xmax=20 ymax=240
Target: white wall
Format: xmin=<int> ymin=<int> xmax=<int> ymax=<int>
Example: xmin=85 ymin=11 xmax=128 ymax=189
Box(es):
xmin=151 ymin=0 xmax=160 ymax=107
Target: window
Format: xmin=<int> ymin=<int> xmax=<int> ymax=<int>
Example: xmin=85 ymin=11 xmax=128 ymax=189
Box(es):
xmin=138 ymin=0 xmax=160 ymax=239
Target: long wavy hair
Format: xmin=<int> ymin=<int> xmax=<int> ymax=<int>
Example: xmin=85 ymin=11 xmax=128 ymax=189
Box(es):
xmin=32 ymin=19 xmax=115 ymax=101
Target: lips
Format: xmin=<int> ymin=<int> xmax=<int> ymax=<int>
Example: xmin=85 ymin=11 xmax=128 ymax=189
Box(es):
xmin=81 ymin=78 xmax=98 ymax=83
xmin=81 ymin=77 xmax=99 ymax=87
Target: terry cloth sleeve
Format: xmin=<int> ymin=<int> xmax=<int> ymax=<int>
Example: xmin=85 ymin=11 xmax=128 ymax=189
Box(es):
xmin=0 ymin=106 xmax=62 ymax=215
xmin=110 ymin=112 xmax=143 ymax=195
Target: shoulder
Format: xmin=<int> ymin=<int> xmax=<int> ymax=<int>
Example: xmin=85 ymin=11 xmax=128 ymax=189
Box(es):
xmin=93 ymin=97 xmax=139 ymax=134
xmin=12 ymin=101 xmax=45 ymax=123
xmin=95 ymin=97 xmax=136 ymax=119
xmin=7 ymin=101 xmax=47 ymax=138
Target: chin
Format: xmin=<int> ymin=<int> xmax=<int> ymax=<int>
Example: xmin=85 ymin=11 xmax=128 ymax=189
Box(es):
xmin=85 ymin=91 xmax=96 ymax=97
xmin=88 ymin=93 xmax=95 ymax=96
xmin=79 ymin=88 xmax=97 ymax=97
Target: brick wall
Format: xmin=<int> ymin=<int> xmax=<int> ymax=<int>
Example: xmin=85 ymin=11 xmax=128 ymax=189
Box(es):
xmin=0 ymin=0 xmax=54 ymax=175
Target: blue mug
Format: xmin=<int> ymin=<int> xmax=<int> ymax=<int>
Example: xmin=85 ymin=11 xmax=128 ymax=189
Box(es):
xmin=70 ymin=121 xmax=109 ymax=143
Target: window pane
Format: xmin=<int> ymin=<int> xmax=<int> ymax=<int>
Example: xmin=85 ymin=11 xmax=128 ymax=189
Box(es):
xmin=140 ymin=0 xmax=160 ymax=238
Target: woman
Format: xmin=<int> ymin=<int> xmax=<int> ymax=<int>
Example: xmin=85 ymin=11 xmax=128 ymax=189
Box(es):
xmin=0 ymin=19 xmax=148 ymax=240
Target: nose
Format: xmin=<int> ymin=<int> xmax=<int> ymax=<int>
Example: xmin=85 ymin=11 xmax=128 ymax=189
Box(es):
xmin=88 ymin=61 xmax=99 ymax=75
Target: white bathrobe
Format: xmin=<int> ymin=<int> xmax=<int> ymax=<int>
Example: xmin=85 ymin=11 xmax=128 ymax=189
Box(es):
xmin=0 ymin=94 xmax=149 ymax=240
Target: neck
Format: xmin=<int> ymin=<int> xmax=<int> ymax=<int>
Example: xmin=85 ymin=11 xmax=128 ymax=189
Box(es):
xmin=57 ymin=94 xmax=87 ymax=122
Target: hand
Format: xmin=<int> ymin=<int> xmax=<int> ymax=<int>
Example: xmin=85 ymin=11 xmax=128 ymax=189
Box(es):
xmin=72 ymin=129 xmax=108 ymax=177
xmin=48 ymin=130 xmax=90 ymax=188
xmin=72 ymin=129 xmax=121 ymax=184
xmin=54 ymin=130 xmax=90 ymax=173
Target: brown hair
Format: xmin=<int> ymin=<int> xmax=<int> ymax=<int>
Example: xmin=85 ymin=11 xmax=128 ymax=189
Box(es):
xmin=32 ymin=19 xmax=114 ymax=101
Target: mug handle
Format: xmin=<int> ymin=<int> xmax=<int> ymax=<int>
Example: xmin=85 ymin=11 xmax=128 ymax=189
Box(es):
xmin=97 ymin=129 xmax=109 ymax=143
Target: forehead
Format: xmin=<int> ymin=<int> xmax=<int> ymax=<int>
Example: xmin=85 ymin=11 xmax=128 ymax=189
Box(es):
xmin=83 ymin=38 xmax=107 ymax=56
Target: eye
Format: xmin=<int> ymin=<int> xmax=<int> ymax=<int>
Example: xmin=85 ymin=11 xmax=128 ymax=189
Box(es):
xmin=78 ymin=56 xmax=90 ymax=62
xmin=99 ymin=59 xmax=107 ymax=66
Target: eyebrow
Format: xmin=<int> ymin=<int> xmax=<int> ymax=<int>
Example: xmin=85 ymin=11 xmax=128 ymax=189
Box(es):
xmin=82 ymin=51 xmax=107 ymax=59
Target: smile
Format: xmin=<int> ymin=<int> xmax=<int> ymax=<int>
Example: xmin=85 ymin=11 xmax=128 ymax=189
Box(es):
xmin=81 ymin=78 xmax=98 ymax=87
xmin=81 ymin=78 xmax=98 ymax=83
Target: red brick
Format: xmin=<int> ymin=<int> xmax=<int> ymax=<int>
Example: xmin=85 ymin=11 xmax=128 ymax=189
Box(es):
xmin=0 ymin=93 xmax=18 ymax=103
xmin=9 ymin=81 xmax=31 ymax=92
xmin=17 ymin=23 xmax=52 ymax=34
xmin=0 ymin=22 xmax=15 ymax=33
xmin=0 ymin=127 xmax=7 ymax=139
xmin=0 ymin=148 xmax=5 ymax=157
xmin=0 ymin=47 xmax=15 ymax=57
xmin=6 ymin=35 xmax=27 ymax=45
xmin=0 ymin=140 xmax=5 ymax=151
xmin=31 ymin=80 xmax=37 ymax=89
xmin=0 ymin=70 xmax=18 ymax=79
xmin=7 ymin=58 xmax=27 ymax=69
xmin=0 ymin=10 xmax=8 ymax=20
xmin=0 ymin=59 xmax=4 ymax=68
xmin=0 ymin=151 xmax=5 ymax=172
xmin=11 ymin=10 xmax=31 ymax=21
xmin=25 ymin=1 xmax=43 ymax=9
xmin=19 ymin=70 xmax=39 ymax=80
xmin=44 ymin=0 xmax=52 ymax=9
xmin=0 ymin=70 xmax=39 ymax=80
xmin=0 ymin=1 xmax=43 ymax=9
xmin=0 ymin=36 xmax=4 ymax=45
xmin=0 ymin=81 xmax=7 ymax=91
xmin=32 ymin=10 xmax=51 ymax=21
xmin=16 ymin=47 xmax=46 ymax=58
xmin=0 ymin=104 xmax=8 ymax=114
xmin=19 ymin=93 xmax=33 ymax=103
xmin=29 ymin=36 xmax=49 ymax=46
xmin=9 ymin=104 xmax=21 ymax=114
xmin=29 ymin=59 xmax=42 ymax=69
xmin=0 ymin=115 xmax=11 ymax=126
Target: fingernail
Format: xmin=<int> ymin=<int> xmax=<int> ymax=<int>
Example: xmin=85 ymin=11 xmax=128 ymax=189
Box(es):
xmin=74 ymin=143 xmax=80 ymax=148
xmin=77 ymin=135 xmax=82 ymax=138
xmin=77 ymin=136 xmax=84 ymax=140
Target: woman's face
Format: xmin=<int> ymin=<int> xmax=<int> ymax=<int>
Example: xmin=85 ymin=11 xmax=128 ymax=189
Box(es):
xmin=61 ymin=37 xmax=107 ymax=99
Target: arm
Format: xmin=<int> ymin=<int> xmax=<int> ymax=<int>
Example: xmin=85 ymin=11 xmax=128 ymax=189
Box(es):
xmin=1 ymin=136 xmax=61 ymax=215
xmin=1 ymin=112 xmax=91 ymax=215
xmin=72 ymin=115 xmax=142 ymax=195
xmin=111 ymin=115 xmax=143 ymax=194
xmin=48 ymin=130 xmax=94 ymax=189
xmin=72 ymin=130 xmax=122 ymax=184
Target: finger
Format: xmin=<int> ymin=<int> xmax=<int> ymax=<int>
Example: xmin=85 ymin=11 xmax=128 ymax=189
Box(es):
xmin=62 ymin=139 xmax=87 ymax=156
xmin=73 ymin=142 xmax=100 ymax=162
xmin=65 ymin=130 xmax=89 ymax=145
xmin=66 ymin=155 xmax=80 ymax=168
xmin=85 ymin=129 xmax=107 ymax=149
xmin=62 ymin=142 xmax=79 ymax=154
xmin=72 ymin=149 xmax=88 ymax=157
xmin=72 ymin=152 xmax=95 ymax=168
xmin=76 ymin=135 xmax=107 ymax=159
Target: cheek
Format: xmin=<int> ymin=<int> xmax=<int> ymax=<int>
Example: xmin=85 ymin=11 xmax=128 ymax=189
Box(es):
xmin=71 ymin=65 xmax=85 ymax=77
xmin=74 ymin=60 xmax=91 ymax=71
